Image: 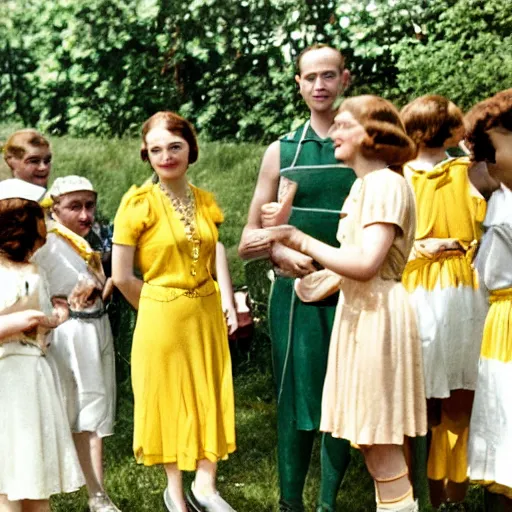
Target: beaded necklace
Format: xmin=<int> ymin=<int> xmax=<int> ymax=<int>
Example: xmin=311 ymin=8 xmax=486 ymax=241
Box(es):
xmin=159 ymin=183 xmax=201 ymax=276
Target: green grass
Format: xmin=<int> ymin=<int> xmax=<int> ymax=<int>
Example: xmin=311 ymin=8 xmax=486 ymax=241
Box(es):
xmin=0 ymin=127 xmax=487 ymax=511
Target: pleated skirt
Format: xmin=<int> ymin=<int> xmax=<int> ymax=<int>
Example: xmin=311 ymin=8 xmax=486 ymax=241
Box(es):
xmin=321 ymin=277 xmax=427 ymax=445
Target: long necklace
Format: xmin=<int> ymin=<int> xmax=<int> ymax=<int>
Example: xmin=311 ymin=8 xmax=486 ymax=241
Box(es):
xmin=160 ymin=183 xmax=201 ymax=276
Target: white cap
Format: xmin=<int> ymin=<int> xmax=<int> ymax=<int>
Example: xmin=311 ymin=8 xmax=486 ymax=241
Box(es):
xmin=0 ymin=178 xmax=46 ymax=202
xmin=48 ymin=175 xmax=96 ymax=198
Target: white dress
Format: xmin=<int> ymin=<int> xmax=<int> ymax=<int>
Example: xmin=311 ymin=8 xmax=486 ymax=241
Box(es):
xmin=33 ymin=233 xmax=116 ymax=437
xmin=0 ymin=262 xmax=84 ymax=500
xmin=468 ymin=185 xmax=512 ymax=497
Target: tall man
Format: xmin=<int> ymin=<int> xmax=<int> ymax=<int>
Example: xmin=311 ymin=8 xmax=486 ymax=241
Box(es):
xmin=239 ymin=45 xmax=356 ymax=512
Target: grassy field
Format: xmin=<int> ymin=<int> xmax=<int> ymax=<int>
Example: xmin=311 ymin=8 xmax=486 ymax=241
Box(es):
xmin=0 ymin=125 xmax=488 ymax=511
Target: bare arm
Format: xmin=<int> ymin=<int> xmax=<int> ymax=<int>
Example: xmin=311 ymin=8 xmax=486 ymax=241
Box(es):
xmin=0 ymin=310 xmax=49 ymax=342
xmin=215 ymin=242 xmax=237 ymax=335
xmin=238 ymin=141 xmax=281 ymax=259
xmin=238 ymin=141 xmax=316 ymax=277
xmin=111 ymin=244 xmax=143 ymax=310
xmin=269 ymin=223 xmax=396 ymax=281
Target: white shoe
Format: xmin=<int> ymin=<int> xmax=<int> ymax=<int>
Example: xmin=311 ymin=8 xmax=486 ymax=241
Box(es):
xmin=163 ymin=487 xmax=180 ymax=512
xmin=377 ymin=500 xmax=418 ymax=512
xmin=88 ymin=492 xmax=121 ymax=512
xmin=187 ymin=482 xmax=237 ymax=512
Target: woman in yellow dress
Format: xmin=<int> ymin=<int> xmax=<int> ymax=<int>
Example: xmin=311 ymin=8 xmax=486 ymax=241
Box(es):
xmin=112 ymin=112 xmax=236 ymax=512
xmin=400 ymin=95 xmax=488 ymax=507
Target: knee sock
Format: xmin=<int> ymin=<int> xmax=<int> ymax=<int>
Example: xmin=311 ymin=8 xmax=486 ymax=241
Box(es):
xmin=277 ymin=411 xmax=315 ymax=508
xmin=318 ymin=433 xmax=351 ymax=510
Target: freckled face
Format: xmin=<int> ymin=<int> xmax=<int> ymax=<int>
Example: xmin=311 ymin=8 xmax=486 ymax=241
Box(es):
xmin=145 ymin=127 xmax=190 ymax=185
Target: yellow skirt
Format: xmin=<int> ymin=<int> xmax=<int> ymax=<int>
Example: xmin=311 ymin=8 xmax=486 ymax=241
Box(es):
xmin=131 ymin=286 xmax=236 ymax=470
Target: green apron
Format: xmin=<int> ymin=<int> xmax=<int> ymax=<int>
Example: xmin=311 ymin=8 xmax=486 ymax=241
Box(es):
xmin=269 ymin=121 xmax=356 ymax=431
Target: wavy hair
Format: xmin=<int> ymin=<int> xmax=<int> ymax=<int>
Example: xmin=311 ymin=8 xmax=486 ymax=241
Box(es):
xmin=339 ymin=95 xmax=417 ymax=172
xmin=400 ymin=95 xmax=464 ymax=148
xmin=465 ymin=89 xmax=512 ymax=163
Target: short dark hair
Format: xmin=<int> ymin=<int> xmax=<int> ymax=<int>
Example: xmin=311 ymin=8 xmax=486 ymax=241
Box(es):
xmin=400 ymin=95 xmax=464 ymax=148
xmin=296 ymin=44 xmax=345 ymax=75
xmin=339 ymin=95 xmax=417 ymax=172
xmin=465 ymin=89 xmax=512 ymax=162
xmin=0 ymin=199 xmax=45 ymax=262
xmin=140 ymin=111 xmax=199 ymax=164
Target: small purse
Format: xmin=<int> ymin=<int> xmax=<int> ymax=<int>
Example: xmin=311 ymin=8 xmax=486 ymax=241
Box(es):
xmin=229 ymin=288 xmax=254 ymax=343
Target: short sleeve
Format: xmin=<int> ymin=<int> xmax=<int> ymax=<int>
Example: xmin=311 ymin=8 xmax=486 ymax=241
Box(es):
xmin=360 ymin=170 xmax=412 ymax=235
xmin=201 ymin=189 xmax=224 ymax=225
xmin=113 ymin=184 xmax=155 ymax=246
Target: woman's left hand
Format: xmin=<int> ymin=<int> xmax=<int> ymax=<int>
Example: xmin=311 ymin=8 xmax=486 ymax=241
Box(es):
xmin=224 ymin=306 xmax=238 ymax=336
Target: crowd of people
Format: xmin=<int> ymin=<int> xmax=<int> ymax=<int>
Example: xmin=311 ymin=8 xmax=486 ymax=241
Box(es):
xmin=0 ymin=42 xmax=511 ymax=512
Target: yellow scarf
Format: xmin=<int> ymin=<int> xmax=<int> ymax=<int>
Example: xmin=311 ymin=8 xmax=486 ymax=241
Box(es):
xmin=46 ymin=220 xmax=105 ymax=285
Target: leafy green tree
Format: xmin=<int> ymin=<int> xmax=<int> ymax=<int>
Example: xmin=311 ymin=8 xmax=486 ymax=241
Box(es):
xmin=393 ymin=0 xmax=512 ymax=110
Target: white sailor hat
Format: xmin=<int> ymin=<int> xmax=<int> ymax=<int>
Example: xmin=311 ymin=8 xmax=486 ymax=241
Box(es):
xmin=0 ymin=178 xmax=46 ymax=202
xmin=47 ymin=175 xmax=96 ymax=198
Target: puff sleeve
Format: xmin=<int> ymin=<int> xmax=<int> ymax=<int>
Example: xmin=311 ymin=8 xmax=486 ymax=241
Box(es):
xmin=360 ymin=170 xmax=413 ymax=235
xmin=202 ymin=190 xmax=224 ymax=226
xmin=113 ymin=184 xmax=155 ymax=246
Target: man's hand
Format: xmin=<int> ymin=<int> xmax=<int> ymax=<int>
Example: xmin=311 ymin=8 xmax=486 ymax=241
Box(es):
xmin=270 ymin=243 xmax=316 ymax=278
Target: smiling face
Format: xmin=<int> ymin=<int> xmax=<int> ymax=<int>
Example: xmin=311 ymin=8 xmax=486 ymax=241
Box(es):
xmin=8 ymin=145 xmax=52 ymax=188
xmin=145 ymin=126 xmax=190 ymax=184
xmin=52 ymin=190 xmax=97 ymax=237
xmin=331 ymin=110 xmax=367 ymax=163
xmin=295 ymin=47 xmax=348 ymax=114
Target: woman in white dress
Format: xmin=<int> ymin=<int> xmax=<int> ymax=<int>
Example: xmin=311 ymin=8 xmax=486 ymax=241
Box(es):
xmin=0 ymin=179 xmax=84 ymax=512
xmin=33 ymin=176 xmax=118 ymax=512
xmin=465 ymin=89 xmax=512 ymax=511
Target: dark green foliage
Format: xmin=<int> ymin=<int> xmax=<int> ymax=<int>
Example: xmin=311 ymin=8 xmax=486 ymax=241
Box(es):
xmin=3 ymin=0 xmax=510 ymax=141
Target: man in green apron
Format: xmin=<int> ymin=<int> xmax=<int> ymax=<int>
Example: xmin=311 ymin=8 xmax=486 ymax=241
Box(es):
xmin=239 ymin=45 xmax=356 ymax=512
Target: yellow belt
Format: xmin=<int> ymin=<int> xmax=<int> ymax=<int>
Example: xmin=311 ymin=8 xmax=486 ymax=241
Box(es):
xmin=489 ymin=287 xmax=512 ymax=304
xmin=140 ymin=279 xmax=217 ymax=302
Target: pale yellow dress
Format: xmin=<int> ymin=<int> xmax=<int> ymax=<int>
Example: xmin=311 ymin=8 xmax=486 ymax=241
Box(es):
xmin=113 ymin=181 xmax=236 ymax=470
xmin=319 ymin=169 xmax=427 ymax=445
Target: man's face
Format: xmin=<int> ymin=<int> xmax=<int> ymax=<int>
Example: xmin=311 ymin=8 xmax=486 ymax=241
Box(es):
xmin=487 ymin=127 xmax=512 ymax=190
xmin=52 ymin=190 xmax=97 ymax=237
xmin=295 ymin=48 xmax=349 ymax=114
xmin=9 ymin=145 xmax=52 ymax=188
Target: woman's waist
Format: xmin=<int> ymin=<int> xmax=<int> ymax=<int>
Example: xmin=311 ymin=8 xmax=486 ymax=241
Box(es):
xmin=0 ymin=341 xmax=44 ymax=359
xmin=339 ymin=276 xmax=406 ymax=311
xmin=489 ymin=287 xmax=512 ymax=304
xmin=140 ymin=278 xmax=217 ymax=302
xmin=408 ymin=238 xmax=479 ymax=263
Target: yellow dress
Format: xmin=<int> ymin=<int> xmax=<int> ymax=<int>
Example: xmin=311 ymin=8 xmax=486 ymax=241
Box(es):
xmin=401 ymin=157 xmax=487 ymax=483
xmin=113 ymin=181 xmax=236 ymax=470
